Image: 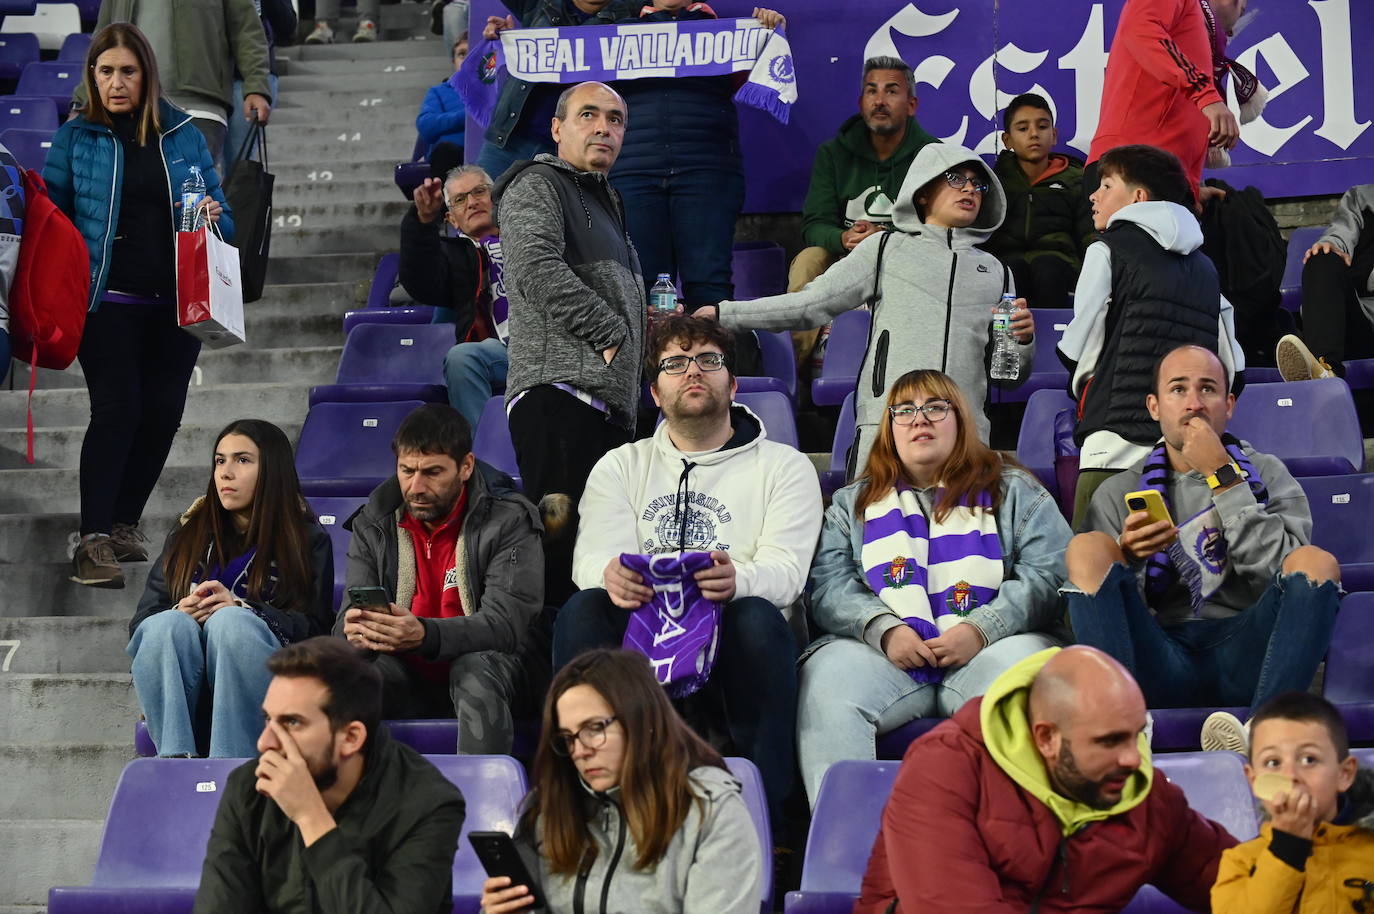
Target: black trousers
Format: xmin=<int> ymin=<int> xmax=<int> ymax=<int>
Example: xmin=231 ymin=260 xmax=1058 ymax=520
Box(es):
xmin=1005 ymin=254 xmax=1078 ymax=309
xmin=1300 ymin=250 xmax=1374 ymax=372
xmin=77 ymin=302 xmax=201 ymax=535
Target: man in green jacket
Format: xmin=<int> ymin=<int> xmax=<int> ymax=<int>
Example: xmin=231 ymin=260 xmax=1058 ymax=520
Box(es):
xmin=193 ymin=637 xmax=467 ymax=914
xmin=791 ymin=57 xmax=937 ymax=362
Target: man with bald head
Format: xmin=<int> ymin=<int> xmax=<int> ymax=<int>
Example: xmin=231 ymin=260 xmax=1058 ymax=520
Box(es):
xmin=856 ymin=646 xmax=1235 ymax=912
xmin=494 ymin=81 xmax=644 ymax=600
xmin=1065 ymin=344 xmax=1341 ymax=746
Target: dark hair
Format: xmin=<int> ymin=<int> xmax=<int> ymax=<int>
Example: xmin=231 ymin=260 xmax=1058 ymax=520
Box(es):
xmin=454 ymin=32 xmax=468 ymax=49
xmin=266 ymin=637 xmax=383 ymax=744
xmin=391 ymin=403 xmax=472 ymax=466
xmin=520 ymin=649 xmax=726 ymax=875
xmin=1247 ymin=691 xmax=1349 ymax=761
xmin=1150 ymin=344 xmax=1230 ymax=395
xmin=163 ymin=419 xmax=317 ymax=612
xmin=1003 ymin=92 xmax=1053 ymax=131
xmin=862 ymin=56 xmax=915 ymax=95
xmin=644 ymin=314 xmax=736 ymax=380
xmin=1096 ymin=144 xmax=1194 ymax=208
xmin=81 ymin=23 xmax=163 ymax=144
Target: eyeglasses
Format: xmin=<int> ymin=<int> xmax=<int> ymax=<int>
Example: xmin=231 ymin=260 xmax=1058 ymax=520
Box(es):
xmin=942 ymin=171 xmax=989 ymax=195
xmin=551 ymin=716 xmax=618 ymax=756
xmin=658 ymin=352 xmax=727 ymax=375
xmin=447 ymin=183 xmax=492 ymax=208
xmin=889 ymin=400 xmax=953 ymax=425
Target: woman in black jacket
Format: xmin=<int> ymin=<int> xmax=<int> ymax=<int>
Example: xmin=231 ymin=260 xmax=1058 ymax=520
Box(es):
xmin=127 ymin=419 xmax=333 ymax=757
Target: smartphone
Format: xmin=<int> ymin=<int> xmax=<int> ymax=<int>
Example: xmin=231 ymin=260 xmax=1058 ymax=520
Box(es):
xmin=1124 ymin=490 xmax=1174 ymax=527
xmin=346 ymin=585 xmax=392 ymax=611
xmin=469 ymin=831 xmax=545 ymax=909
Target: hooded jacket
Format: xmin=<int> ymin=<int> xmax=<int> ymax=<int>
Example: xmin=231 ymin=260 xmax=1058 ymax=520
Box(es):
xmin=1212 ymin=767 xmax=1374 ymax=914
xmin=1057 ymin=200 xmax=1243 ymax=469
xmin=495 ymin=153 xmax=645 ymax=430
xmin=857 ymin=648 xmax=1236 ymax=913
xmin=983 ymin=150 xmax=1095 ymax=270
xmin=1317 ymin=183 xmax=1374 ymax=325
xmin=572 ymin=404 xmax=821 ymax=611
xmin=718 ymin=143 xmax=1032 ymax=471
xmin=800 ymin=113 xmax=938 ymax=255
xmin=398 ymin=204 xmax=492 ymax=344
xmin=511 ymin=765 xmax=763 ymax=914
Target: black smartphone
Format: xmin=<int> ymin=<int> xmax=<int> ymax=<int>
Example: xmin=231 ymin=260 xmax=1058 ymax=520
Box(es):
xmin=346 ymin=585 xmax=392 ymax=611
xmin=469 ymin=831 xmax=545 ymax=909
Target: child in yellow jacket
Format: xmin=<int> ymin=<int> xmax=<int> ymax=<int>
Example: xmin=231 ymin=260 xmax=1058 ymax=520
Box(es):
xmin=1212 ymin=692 xmax=1373 ymax=913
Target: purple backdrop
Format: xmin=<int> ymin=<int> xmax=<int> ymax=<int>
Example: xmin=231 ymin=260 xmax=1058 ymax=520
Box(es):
xmin=467 ymin=0 xmax=1372 ymax=209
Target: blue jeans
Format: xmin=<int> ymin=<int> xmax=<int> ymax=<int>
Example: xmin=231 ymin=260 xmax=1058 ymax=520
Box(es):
xmin=127 ymin=606 xmax=280 ymax=757
xmin=476 ymin=131 xmax=555 ymax=183
xmin=226 ymin=74 xmax=280 ymax=179
xmin=555 ymin=588 xmax=799 ymax=831
xmin=443 ymin=336 xmax=508 ymax=431
xmin=613 ymin=169 xmax=744 ymax=309
xmin=795 ymin=631 xmax=1060 ymax=807
xmin=1066 ymin=563 xmax=1341 ymax=711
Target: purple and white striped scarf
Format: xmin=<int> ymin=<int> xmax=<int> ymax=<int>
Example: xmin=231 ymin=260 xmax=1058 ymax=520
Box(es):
xmin=619 ymin=551 xmax=720 ymax=697
xmin=860 ymin=484 xmax=1003 ymax=684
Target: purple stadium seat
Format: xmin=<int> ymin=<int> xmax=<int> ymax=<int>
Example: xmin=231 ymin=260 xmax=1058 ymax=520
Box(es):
xmin=56 ymin=29 xmax=88 ymax=61
xmin=422 ymin=754 xmax=527 ymax=914
xmin=1279 ymin=226 xmax=1324 ymax=313
xmin=1343 ymin=357 xmax=1374 ymax=391
xmin=1325 ymin=592 xmax=1374 ymax=705
xmin=366 ymin=252 xmax=401 ymax=310
xmin=753 ymin=329 xmax=797 ymax=400
xmin=1229 ymin=378 xmax=1363 ymax=476
xmin=988 ymin=308 xmax=1074 ymax=405
xmin=342 ymin=305 xmax=438 ymax=335
xmin=15 ymin=60 xmax=80 ymax=115
xmin=296 ymin=400 xmax=425 ymax=497
xmin=309 ymin=322 xmax=454 ymax=407
xmin=0 ymin=125 xmax=52 ymax=170
xmin=875 ymin=717 xmax=942 ymax=759
xmin=1148 ymin=706 xmax=1247 ymax=751
xmin=307 ymin=495 xmax=368 ymax=612
xmin=0 ymin=93 xmax=55 ymax=134
xmin=784 ymin=759 xmax=899 ymax=913
xmin=0 ymin=32 xmax=39 ymax=81
xmin=811 ymin=309 xmax=868 ymax=407
xmin=472 ymin=395 xmax=521 ymax=489
xmin=48 ymin=758 xmax=243 ymax=914
xmin=724 ymin=756 xmax=774 ymax=913
xmin=134 ymin=719 xmax=154 ymax=757
xmin=731 ymin=241 xmax=785 ymax=300
xmin=735 ymin=389 xmax=798 ymax=449
xmin=821 ymin=392 xmax=855 ymax=496
xmin=58 ymin=0 xmax=99 ymax=21
xmin=1299 ymin=474 xmax=1374 ymax=592
xmin=1015 ymin=387 xmax=1077 ymax=497
xmin=0 ymin=0 xmax=37 ymax=14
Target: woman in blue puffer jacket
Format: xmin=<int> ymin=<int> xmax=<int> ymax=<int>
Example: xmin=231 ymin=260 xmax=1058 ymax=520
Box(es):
xmin=44 ymin=22 xmax=234 ymax=590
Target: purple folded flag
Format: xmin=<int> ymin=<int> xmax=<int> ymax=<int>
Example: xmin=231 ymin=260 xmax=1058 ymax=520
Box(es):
xmin=455 ymin=34 xmax=504 ymax=129
xmin=619 ymin=551 xmax=721 ymax=698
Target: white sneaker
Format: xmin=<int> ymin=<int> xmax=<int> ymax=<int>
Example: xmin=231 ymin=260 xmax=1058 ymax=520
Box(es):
xmin=353 ymin=19 xmax=377 ymax=42
xmin=1275 ymin=334 xmax=1336 ymax=382
xmin=1201 ymin=711 xmax=1249 ymax=754
xmin=305 ymin=21 xmax=334 ymax=43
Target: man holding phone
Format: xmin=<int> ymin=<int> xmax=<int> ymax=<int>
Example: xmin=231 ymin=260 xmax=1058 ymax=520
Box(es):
xmin=334 ymin=404 xmax=547 ymax=755
xmin=1061 ymin=345 xmax=1341 ymax=743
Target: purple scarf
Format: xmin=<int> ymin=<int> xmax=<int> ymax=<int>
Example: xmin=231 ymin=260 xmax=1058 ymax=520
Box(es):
xmin=200 ymin=546 xmax=291 ymax=645
xmin=619 ymin=551 xmax=720 ymax=698
xmin=1198 ymin=0 xmax=1264 ymax=118
xmin=455 ymin=35 xmax=504 ymax=129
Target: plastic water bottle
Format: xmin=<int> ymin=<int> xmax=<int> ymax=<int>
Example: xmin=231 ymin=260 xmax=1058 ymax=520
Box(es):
xmin=648 ymin=273 xmax=678 ymax=328
xmin=990 ymin=293 xmax=1020 ymax=380
xmin=179 ymin=166 xmax=206 ymax=232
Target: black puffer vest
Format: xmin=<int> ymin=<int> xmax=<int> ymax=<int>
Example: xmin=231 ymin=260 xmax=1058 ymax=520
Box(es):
xmin=1075 ymin=221 xmax=1221 ymax=446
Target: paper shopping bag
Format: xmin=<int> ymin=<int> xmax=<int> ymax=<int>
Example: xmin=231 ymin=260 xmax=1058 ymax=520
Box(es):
xmin=176 ymin=223 xmax=246 ymax=348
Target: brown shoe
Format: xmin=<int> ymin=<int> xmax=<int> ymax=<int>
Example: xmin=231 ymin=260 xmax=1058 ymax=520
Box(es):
xmin=70 ymin=534 xmax=125 ymax=588
xmin=109 ymin=522 xmax=149 ymax=562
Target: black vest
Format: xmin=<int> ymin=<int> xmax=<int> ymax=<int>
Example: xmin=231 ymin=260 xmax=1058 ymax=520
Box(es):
xmin=1076 ymin=221 xmax=1222 ymax=446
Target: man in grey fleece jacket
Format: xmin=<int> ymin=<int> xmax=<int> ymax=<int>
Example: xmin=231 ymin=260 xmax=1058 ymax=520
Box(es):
xmin=494 ymin=81 xmax=644 ymax=599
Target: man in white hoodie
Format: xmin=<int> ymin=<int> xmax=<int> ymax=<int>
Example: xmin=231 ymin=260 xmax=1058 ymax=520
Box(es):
xmin=1057 ymin=144 xmax=1244 ymax=527
xmin=554 ymin=314 xmax=822 ymax=841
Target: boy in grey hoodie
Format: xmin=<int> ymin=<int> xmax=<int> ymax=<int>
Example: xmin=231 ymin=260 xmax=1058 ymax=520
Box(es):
xmin=700 ymin=143 xmax=1035 ymax=476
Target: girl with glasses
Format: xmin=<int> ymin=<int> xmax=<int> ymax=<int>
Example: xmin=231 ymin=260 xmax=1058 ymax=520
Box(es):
xmin=479 ymin=648 xmax=764 ymax=914
xmin=794 ymin=370 xmax=1071 ymax=807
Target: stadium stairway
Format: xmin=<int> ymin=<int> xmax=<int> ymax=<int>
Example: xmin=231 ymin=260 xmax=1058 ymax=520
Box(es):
xmin=0 ymin=7 xmax=447 ymax=909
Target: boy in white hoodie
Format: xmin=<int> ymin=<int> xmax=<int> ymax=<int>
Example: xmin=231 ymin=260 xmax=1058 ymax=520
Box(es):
xmin=1058 ymin=144 xmax=1244 ymax=527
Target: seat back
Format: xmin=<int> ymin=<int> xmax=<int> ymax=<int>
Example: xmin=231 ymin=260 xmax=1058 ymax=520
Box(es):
xmin=734 ymin=389 xmax=798 ymax=449
xmin=731 ymin=241 xmax=786 ymax=300
xmin=0 ymin=94 xmax=56 ymax=133
xmin=723 ymin=757 xmax=773 ymax=912
xmin=366 ymin=252 xmax=401 ymax=309
xmin=295 ymin=400 xmax=424 ymax=495
xmin=811 ymin=309 xmax=869 ymax=406
xmin=15 ymin=60 xmax=81 ymax=118
xmin=989 ymin=308 xmax=1074 ymax=405
xmin=342 ymin=305 xmax=437 ymax=335
xmin=472 ymin=395 xmax=521 ymax=489
xmin=752 ymin=329 xmax=797 ymax=400
xmin=822 ymin=391 xmax=857 ymax=495
xmin=1279 ymin=226 xmax=1324 ymax=312
xmin=1015 ymin=387 xmax=1077 ymax=493
xmin=335 ymin=322 xmax=452 ymax=385
xmin=307 ymin=495 xmax=368 ymax=612
xmin=0 ymin=32 xmax=38 ymax=80
xmin=798 ymin=760 xmax=900 ymax=894
xmin=0 ymin=0 xmax=38 ymax=15
xmin=56 ymin=30 xmax=88 ymax=61
xmin=1298 ymin=474 xmax=1374 ymax=565
xmin=1324 ymin=591 xmax=1374 ymax=703
xmin=1229 ymin=379 xmax=1363 ymax=476
xmin=0 ymin=125 xmax=52 ymax=170
xmin=423 ymin=755 xmax=528 ymax=906
xmin=1 ymin=3 xmax=80 ymax=49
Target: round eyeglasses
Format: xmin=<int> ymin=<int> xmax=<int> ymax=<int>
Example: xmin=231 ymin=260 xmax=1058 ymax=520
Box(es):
xmin=550 ymin=716 xmax=618 ymax=756
xmin=942 ymin=171 xmax=989 ymax=195
xmin=658 ymin=352 xmax=727 ymax=375
xmin=889 ymin=401 xmax=953 ymax=425
xmin=446 ymin=183 xmax=492 ymax=209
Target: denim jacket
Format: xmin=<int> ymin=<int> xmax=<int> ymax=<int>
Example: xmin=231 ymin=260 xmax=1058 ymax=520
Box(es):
xmin=805 ymin=467 xmax=1071 ymax=661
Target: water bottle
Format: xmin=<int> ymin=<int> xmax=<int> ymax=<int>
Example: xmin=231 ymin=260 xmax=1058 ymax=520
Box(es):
xmin=179 ymin=166 xmax=206 ymax=232
xmin=990 ymin=292 xmax=1020 ymax=380
xmin=648 ymin=273 xmax=678 ymax=328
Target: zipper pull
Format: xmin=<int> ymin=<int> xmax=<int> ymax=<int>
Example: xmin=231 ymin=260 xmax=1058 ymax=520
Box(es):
xmin=1058 ymin=839 xmax=1070 ymax=895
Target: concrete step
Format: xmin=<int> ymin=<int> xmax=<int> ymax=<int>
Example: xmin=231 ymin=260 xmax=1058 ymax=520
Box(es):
xmin=12 ymin=345 xmax=342 ymax=392
xmin=0 ymin=466 xmax=202 ymax=515
xmin=0 ymin=674 xmax=139 ymax=742
xmin=0 ymin=382 xmax=313 ymax=431
xmin=0 ymin=819 xmax=102 ymax=905
xmin=0 ymin=744 xmax=134 ymax=819
xmin=268 ymin=130 xmax=419 ymax=163
xmin=0 ymin=617 xmax=133 ymax=673
xmin=281 ymin=30 xmax=443 ymax=63
xmin=267 ymin=251 xmax=386 ymax=284
xmin=248 ymin=308 xmax=345 ymax=349
xmin=271 ymin=157 xmax=404 ymax=183
xmin=0 ymin=561 xmax=151 ymax=618
xmin=277 ymin=70 xmax=445 ymax=94
xmin=276 ymin=180 xmax=412 ymax=207
xmin=269 ymin=198 xmax=409 ymax=230
xmin=270 ymin=104 xmax=427 ymax=129
xmin=257 ymin=280 xmax=364 ymax=313
xmin=0 ymin=420 xmax=302 ymax=471
xmin=0 ymin=513 xmax=176 ymax=565
xmin=272 ymin=224 xmax=405 ymax=256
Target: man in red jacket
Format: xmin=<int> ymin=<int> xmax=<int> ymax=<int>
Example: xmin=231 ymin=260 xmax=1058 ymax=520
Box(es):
xmin=1088 ymin=0 xmax=1248 ymax=198
xmin=856 ymin=646 xmax=1236 ymax=913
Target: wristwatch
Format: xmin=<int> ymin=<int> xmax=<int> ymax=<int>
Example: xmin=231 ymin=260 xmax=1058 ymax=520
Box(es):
xmin=1206 ymin=461 xmax=1245 ymax=491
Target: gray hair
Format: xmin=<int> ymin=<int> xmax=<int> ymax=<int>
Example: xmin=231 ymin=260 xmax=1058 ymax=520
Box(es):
xmin=553 ymin=81 xmax=626 ymax=122
xmin=863 ymin=56 xmax=916 ymax=96
xmin=442 ymin=164 xmax=492 ymax=208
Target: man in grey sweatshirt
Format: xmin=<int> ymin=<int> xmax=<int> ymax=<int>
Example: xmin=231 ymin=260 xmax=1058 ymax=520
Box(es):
xmin=494 ymin=81 xmax=645 ymax=599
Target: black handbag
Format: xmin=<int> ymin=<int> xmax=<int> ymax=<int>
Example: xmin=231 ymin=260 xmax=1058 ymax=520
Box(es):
xmin=223 ymin=120 xmax=274 ymax=304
